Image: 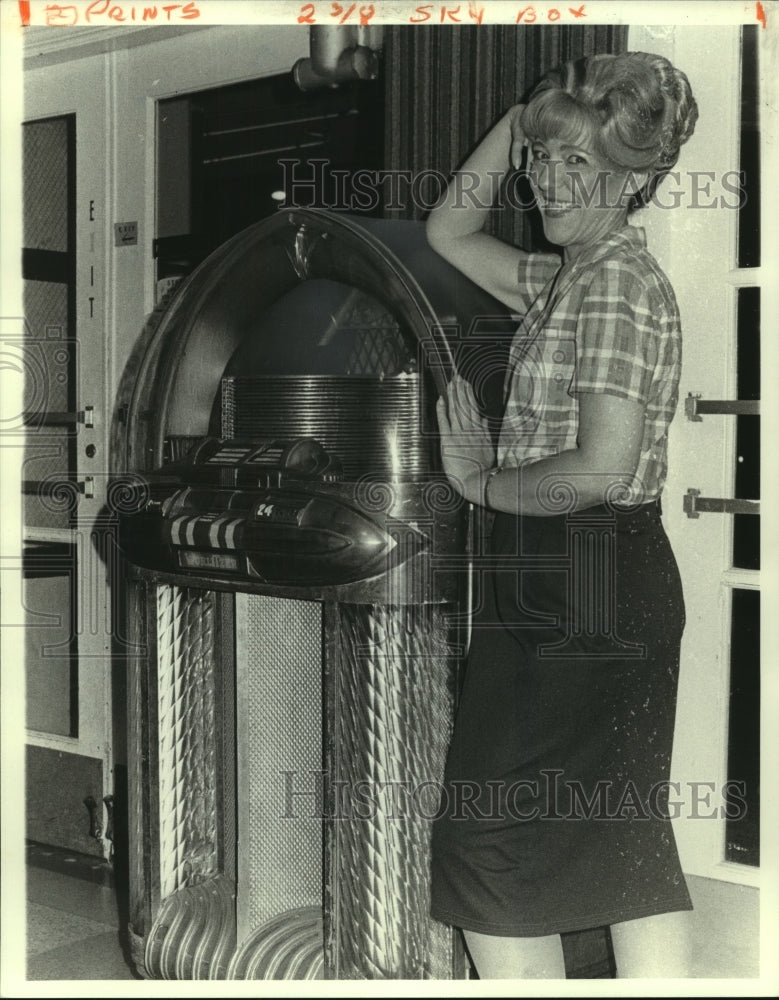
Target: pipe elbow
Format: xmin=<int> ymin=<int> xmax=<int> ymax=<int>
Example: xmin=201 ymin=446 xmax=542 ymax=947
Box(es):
xmin=294 ymin=25 xmax=382 ymax=92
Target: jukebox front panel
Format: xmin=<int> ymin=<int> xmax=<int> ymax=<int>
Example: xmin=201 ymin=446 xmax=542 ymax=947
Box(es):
xmin=114 ymin=210 xmax=514 ymax=980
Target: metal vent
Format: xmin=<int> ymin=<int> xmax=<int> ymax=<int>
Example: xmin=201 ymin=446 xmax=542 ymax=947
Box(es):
xmin=222 ymin=375 xmax=429 ymax=479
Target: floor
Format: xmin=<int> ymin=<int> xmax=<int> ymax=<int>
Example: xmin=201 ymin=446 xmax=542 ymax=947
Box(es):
xmin=24 ymin=847 xmax=137 ymax=981
xmin=21 ymin=847 xmax=761 ymax=982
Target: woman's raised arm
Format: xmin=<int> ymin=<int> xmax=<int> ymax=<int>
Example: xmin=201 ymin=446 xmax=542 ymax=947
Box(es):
xmin=426 ymin=106 xmax=531 ymax=313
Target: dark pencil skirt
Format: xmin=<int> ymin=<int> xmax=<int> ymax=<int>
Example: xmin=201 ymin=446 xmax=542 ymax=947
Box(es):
xmin=430 ymin=501 xmax=693 ymax=937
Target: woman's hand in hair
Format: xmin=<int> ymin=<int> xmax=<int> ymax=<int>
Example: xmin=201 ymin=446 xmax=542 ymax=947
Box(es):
xmin=507 ymin=104 xmax=527 ymax=170
xmin=425 ymin=106 xmax=531 ymax=312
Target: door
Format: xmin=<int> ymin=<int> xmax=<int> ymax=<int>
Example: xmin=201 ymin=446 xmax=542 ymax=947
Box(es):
xmin=21 ymin=109 xmax=115 ymax=860
xmin=630 ymin=23 xmax=763 ymax=888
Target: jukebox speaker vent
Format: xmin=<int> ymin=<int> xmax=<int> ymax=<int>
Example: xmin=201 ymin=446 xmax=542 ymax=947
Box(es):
xmin=221 ymin=374 xmax=430 ymax=480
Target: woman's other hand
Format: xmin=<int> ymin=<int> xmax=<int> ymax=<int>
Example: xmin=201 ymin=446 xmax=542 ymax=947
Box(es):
xmin=436 ymin=374 xmax=496 ymax=505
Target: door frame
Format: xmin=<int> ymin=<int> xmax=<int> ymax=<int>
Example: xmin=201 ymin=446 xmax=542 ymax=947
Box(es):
xmin=629 ymin=23 xmax=772 ymax=889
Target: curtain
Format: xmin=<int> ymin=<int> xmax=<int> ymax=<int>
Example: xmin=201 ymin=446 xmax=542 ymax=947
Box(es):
xmin=383 ymin=24 xmax=628 ymax=250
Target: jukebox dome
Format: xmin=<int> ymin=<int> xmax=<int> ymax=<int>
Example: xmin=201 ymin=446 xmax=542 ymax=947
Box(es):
xmin=112 ymin=208 xmax=497 ymax=480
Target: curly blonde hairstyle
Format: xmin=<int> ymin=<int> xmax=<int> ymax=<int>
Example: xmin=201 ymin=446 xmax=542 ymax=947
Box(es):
xmin=520 ymin=52 xmax=699 ymax=208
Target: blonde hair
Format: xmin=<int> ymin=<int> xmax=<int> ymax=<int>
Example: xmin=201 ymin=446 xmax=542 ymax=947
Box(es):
xmin=521 ymin=52 xmax=698 ymax=207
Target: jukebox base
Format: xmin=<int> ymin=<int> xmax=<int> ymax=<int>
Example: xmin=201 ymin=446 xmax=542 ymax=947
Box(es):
xmin=125 ymin=581 xmax=465 ymax=980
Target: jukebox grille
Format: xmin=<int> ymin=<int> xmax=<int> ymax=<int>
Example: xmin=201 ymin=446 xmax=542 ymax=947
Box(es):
xmin=236 ymin=594 xmax=324 ymax=940
xmin=221 ymin=375 xmax=429 ymax=480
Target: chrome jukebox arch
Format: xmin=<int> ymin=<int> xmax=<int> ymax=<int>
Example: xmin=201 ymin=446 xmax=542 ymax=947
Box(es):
xmin=113 ymin=209 xmax=513 ymax=980
xmin=116 ymin=209 xmax=466 ymax=472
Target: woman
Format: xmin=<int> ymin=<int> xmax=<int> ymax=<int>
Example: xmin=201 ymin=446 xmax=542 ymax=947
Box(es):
xmin=427 ymin=52 xmax=699 ymax=979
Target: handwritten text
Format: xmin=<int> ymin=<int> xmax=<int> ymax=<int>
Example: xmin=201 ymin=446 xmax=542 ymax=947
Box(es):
xmin=44 ymin=1 xmax=201 ymax=25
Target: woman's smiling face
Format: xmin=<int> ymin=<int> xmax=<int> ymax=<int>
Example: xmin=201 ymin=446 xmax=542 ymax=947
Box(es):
xmin=528 ymin=132 xmax=643 ymax=260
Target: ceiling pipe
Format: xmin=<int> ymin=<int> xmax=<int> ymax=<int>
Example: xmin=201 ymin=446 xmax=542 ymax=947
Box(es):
xmin=293 ymin=25 xmax=383 ymax=92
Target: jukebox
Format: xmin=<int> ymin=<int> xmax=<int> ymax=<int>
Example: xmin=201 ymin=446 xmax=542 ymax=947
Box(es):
xmin=112 ymin=209 xmax=513 ymax=980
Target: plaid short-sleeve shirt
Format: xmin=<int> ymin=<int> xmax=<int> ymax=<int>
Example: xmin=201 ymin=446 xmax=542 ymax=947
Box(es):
xmin=498 ymin=225 xmax=682 ymax=503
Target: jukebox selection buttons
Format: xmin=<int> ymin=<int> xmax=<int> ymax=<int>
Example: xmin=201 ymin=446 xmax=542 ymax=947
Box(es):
xmin=191 ymin=436 xmax=343 ymax=485
xmin=117 ymin=434 xmax=452 ymax=587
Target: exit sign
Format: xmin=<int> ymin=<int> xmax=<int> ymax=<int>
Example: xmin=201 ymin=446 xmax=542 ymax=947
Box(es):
xmin=114 ymin=221 xmax=138 ymax=246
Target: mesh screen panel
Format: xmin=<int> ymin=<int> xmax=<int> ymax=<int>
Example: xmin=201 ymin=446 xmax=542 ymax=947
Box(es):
xmin=23 ymin=118 xmax=69 ymax=252
xmin=23 ymin=435 xmax=74 ymax=530
xmin=235 ymin=595 xmax=323 ymax=940
xmin=22 ymin=281 xmax=71 ymax=413
xmin=22 ymin=281 xmax=75 ymax=529
xmin=340 ymin=297 xmax=408 ymax=376
xmin=24 ymin=573 xmax=73 ymax=735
